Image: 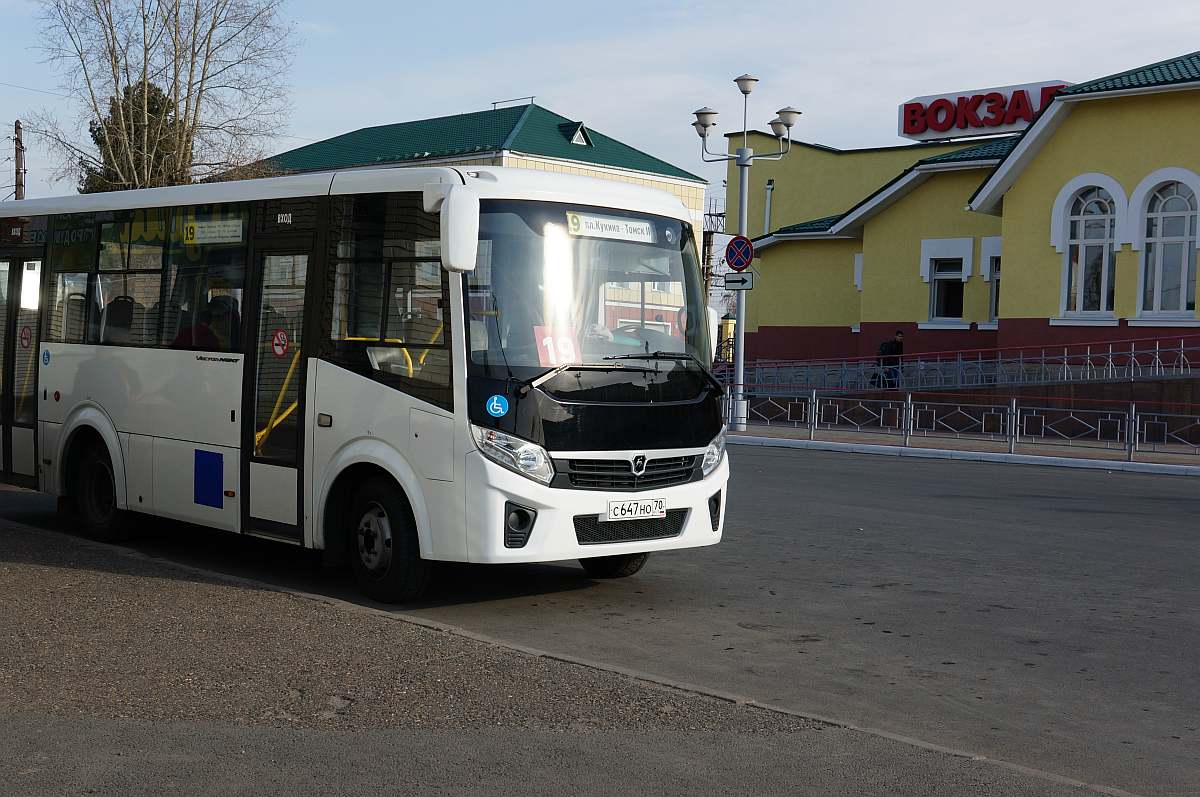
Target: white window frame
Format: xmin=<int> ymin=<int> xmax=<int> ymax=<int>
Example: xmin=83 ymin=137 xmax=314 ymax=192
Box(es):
xmin=988 ymin=256 xmax=1001 ymax=322
xmin=928 ymin=258 xmax=965 ymax=323
xmin=1060 ymin=187 xmax=1118 ymax=318
xmin=977 ymin=237 xmax=1002 ymax=330
xmin=1137 ymin=181 xmax=1198 ymax=318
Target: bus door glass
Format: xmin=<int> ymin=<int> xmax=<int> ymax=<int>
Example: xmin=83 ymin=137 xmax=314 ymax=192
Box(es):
xmin=0 ymin=259 xmax=8 ymax=476
xmin=5 ymin=259 xmax=41 ymax=479
xmin=246 ymin=250 xmax=308 ymax=532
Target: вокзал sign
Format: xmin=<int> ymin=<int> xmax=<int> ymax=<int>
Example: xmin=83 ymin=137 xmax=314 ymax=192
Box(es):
xmin=898 ymin=80 xmax=1071 ymax=142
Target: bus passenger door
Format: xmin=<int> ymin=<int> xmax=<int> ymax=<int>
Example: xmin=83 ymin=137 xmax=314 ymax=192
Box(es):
xmin=1 ymin=257 xmax=41 ymax=487
xmin=241 ymin=249 xmax=309 ymax=540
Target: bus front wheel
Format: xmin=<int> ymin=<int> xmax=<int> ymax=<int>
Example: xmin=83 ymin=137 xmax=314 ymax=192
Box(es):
xmin=74 ymin=442 xmax=128 ymax=542
xmin=579 ymin=553 xmax=649 ymax=579
xmin=348 ymin=477 xmax=431 ymax=603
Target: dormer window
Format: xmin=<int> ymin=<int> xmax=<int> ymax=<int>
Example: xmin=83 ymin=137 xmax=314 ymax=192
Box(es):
xmin=559 ymin=122 xmax=593 ymax=147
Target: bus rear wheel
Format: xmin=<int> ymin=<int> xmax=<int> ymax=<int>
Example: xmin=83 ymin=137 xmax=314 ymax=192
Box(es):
xmin=75 ymin=441 xmax=128 ymax=542
xmin=579 ymin=553 xmax=649 ymax=579
xmin=348 ymin=477 xmax=431 ymax=603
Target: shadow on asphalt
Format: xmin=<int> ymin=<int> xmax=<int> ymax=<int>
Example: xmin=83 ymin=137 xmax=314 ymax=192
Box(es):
xmin=0 ymin=488 xmax=601 ymax=611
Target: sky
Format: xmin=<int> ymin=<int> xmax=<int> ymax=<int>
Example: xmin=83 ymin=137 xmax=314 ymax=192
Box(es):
xmin=2 ymin=0 xmax=1200 ymax=202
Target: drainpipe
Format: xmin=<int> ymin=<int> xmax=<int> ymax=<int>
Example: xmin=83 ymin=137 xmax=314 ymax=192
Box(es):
xmin=763 ymin=179 xmax=775 ymax=236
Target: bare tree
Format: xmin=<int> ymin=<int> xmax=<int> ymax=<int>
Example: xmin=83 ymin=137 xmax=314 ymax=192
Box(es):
xmin=31 ymin=0 xmax=294 ymax=190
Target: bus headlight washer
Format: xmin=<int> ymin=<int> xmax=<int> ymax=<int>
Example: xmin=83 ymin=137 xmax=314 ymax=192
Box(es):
xmin=693 ymin=76 xmax=801 ymax=431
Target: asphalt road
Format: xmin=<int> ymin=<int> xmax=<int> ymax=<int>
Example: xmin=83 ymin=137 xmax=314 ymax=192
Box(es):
xmin=2 ymin=447 xmax=1197 ymax=795
xmin=1 ymin=499 xmax=1079 ymax=797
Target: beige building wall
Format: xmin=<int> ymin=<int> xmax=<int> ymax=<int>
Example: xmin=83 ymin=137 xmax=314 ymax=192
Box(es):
xmin=503 ymin=154 xmax=706 ymax=231
xmin=725 ymin=132 xmax=973 ymax=238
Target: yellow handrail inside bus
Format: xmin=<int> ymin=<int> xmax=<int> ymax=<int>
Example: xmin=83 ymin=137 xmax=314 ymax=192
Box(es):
xmin=255 ymin=347 xmax=301 ymax=455
xmin=418 ymin=322 xmax=444 ymax=366
xmin=255 ymin=401 xmax=298 ymax=452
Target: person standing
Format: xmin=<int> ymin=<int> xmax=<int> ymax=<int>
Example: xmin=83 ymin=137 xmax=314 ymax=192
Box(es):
xmin=877 ymin=330 xmax=904 ymax=389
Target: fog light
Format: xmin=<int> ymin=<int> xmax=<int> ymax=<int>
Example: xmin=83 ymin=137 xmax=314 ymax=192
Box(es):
xmin=504 ymin=501 xmax=537 ymax=549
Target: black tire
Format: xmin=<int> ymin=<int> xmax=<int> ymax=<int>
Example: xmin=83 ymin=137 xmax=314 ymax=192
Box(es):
xmin=579 ymin=552 xmax=649 ymax=579
xmin=74 ymin=441 xmax=128 ymax=542
xmin=348 ymin=476 xmax=432 ymax=603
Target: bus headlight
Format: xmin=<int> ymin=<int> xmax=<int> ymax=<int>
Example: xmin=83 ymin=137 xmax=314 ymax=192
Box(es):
xmin=702 ymin=428 xmax=726 ymax=476
xmin=471 ymin=425 xmax=555 ymax=485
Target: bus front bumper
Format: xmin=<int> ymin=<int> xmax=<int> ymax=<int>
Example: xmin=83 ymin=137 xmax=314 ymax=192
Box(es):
xmin=463 ymin=450 xmax=728 ymax=564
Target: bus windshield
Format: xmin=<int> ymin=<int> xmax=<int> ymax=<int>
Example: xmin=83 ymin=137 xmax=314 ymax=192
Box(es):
xmin=467 ymin=200 xmax=710 ymax=379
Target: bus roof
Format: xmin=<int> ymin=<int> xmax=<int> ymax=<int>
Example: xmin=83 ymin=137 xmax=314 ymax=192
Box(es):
xmin=0 ymin=165 xmax=693 ymax=223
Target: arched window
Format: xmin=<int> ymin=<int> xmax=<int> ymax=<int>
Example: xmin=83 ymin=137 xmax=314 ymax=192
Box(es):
xmin=1141 ymin=181 xmax=1198 ymax=315
xmin=1064 ymin=187 xmax=1118 ymax=314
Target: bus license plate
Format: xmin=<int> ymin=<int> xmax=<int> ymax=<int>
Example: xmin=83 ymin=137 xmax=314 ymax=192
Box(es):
xmin=604 ymin=498 xmax=666 ymax=522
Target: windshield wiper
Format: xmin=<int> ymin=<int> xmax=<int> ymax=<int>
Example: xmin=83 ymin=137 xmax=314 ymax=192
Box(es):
xmin=603 ymin=351 xmax=725 ymax=394
xmin=518 ymin=362 xmax=656 ymax=396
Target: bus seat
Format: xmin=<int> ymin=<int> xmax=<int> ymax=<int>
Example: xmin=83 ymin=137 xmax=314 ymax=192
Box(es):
xmin=101 ymin=295 xmax=137 ymax=344
xmin=65 ymin=293 xmax=87 ymax=343
xmin=208 ymin=295 xmax=241 ymax=350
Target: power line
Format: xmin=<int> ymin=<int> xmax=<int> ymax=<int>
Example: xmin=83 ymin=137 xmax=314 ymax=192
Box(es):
xmin=0 ymin=80 xmax=69 ymax=98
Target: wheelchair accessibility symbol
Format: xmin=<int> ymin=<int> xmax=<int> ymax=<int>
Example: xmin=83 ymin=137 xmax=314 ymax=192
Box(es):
xmin=486 ymin=395 xmax=509 ymax=418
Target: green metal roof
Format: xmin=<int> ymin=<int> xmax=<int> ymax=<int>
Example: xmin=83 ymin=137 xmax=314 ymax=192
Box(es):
xmin=765 ymin=213 xmax=845 ymax=237
xmin=1059 ymin=50 xmax=1200 ymax=97
xmin=267 ymin=104 xmax=703 ymax=182
xmin=918 ymin=136 xmax=1018 ymax=164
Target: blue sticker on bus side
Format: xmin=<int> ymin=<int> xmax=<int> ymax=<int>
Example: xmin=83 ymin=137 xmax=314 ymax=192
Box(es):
xmin=193 ymin=450 xmax=224 ymax=508
xmin=486 ymin=395 xmax=509 ymax=417
xmin=42 ymin=350 xmax=50 ymax=366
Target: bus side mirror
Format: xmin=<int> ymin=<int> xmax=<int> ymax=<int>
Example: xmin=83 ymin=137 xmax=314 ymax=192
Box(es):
xmin=707 ymin=307 xmax=719 ymax=359
xmin=440 ymin=184 xmax=479 ymax=273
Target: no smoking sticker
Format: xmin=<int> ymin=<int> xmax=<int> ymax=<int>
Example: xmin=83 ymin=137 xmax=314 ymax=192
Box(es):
xmin=19 ymin=326 xmax=31 ymax=349
xmin=271 ymin=328 xmax=289 ymax=358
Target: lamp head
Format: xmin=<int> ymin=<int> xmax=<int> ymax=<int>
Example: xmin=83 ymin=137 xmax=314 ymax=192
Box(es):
xmin=768 ymin=118 xmax=787 ymax=138
xmin=693 ymin=106 xmax=719 ymax=129
xmin=776 ymin=106 xmax=802 ymax=128
xmin=734 ymin=73 xmax=760 ymax=95
xmin=692 ymin=120 xmax=708 ymax=138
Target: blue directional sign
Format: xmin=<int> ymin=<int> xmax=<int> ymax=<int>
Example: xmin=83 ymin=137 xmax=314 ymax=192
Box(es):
xmin=725 ymin=235 xmax=754 ymax=271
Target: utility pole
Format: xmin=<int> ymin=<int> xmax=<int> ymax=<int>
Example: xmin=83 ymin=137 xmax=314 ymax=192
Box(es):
xmin=14 ymin=119 xmax=26 ymax=200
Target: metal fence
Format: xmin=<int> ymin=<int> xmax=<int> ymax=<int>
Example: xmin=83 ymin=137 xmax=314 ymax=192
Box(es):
xmin=717 ymin=337 xmax=1200 ymax=394
xmin=728 ymin=389 xmax=1200 ymax=461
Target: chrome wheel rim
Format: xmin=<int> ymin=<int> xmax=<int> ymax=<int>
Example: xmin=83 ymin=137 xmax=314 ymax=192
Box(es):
xmin=356 ymin=501 xmax=393 ymax=573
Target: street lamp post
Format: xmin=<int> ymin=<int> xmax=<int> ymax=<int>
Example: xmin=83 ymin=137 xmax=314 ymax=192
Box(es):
xmin=694 ymin=75 xmax=800 ymax=431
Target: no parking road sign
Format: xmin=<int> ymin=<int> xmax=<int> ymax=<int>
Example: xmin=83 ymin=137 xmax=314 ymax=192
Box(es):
xmin=725 ymin=235 xmax=754 ymax=271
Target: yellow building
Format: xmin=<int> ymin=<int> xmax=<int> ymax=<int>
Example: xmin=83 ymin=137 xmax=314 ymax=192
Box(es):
xmin=742 ymin=50 xmax=1200 ymax=360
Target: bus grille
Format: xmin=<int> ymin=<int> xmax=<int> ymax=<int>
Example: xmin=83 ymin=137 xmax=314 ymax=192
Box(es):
xmin=562 ymin=456 xmax=697 ymax=491
xmin=573 ymin=510 xmax=688 ymax=545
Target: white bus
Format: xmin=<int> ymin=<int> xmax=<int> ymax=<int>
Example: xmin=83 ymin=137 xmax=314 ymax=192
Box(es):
xmin=0 ymin=167 xmax=728 ymax=601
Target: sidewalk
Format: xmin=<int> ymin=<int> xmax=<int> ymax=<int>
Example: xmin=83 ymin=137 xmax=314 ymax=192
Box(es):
xmin=731 ymin=425 xmax=1200 ymax=475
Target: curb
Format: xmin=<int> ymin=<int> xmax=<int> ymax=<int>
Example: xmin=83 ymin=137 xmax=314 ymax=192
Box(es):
xmin=729 ymin=434 xmax=1200 ymax=476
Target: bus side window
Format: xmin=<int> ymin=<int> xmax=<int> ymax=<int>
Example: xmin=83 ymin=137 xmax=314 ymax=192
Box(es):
xmin=43 ymin=213 xmax=96 ymax=345
xmin=92 ymin=210 xmax=165 ymax=347
xmin=161 ymin=204 xmax=247 ymax=352
xmin=322 ymin=193 xmax=452 ymax=411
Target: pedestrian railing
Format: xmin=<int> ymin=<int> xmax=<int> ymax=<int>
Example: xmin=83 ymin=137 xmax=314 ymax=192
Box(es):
xmin=730 ymin=389 xmax=1200 ymax=461
xmin=716 ymin=335 xmax=1200 ymax=394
